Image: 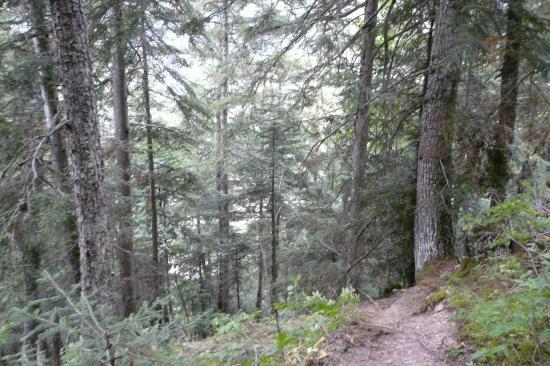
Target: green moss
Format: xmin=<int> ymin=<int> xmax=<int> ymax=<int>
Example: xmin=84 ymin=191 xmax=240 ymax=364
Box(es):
xmin=426 ymin=289 xmax=447 ymax=307
xmin=448 ymin=287 xmax=474 ymax=309
xmin=450 ymin=258 xmax=477 ymax=281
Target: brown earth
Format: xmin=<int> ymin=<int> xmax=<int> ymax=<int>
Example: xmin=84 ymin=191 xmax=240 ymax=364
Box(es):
xmin=303 ymin=261 xmax=471 ymax=366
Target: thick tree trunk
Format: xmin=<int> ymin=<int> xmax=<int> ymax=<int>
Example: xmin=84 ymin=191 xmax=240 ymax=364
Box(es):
xmin=140 ymin=16 xmax=162 ymax=300
xmin=404 ymin=0 xmax=436 ymax=288
xmin=419 ymin=1 xmax=436 ymax=120
xmin=414 ymin=0 xmax=463 ymax=273
xmin=255 ymin=199 xmax=264 ymax=310
xmin=28 ymin=0 xmax=80 ymax=286
xmin=487 ymin=0 xmax=522 ymax=205
xmin=28 ymin=0 xmax=67 ymax=178
xmin=49 ymin=0 xmax=114 ymax=305
xmin=111 ymin=0 xmax=135 ymax=317
xmin=216 ymin=0 xmax=231 ymax=313
xmin=346 ymin=0 xmax=377 ymax=289
xmin=27 ymin=1 xmax=78 ymax=362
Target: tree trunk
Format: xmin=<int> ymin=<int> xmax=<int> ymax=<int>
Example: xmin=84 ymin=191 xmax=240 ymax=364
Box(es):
xmin=216 ymin=111 xmax=230 ymax=312
xmin=49 ymin=0 xmax=114 ymax=305
xmin=111 ymin=0 xmax=135 ymax=317
xmin=255 ymin=199 xmax=264 ymax=310
xmin=50 ymin=313 xmax=62 ymax=366
xmin=22 ymin=242 xmax=41 ymax=362
xmin=28 ymin=0 xmax=66 ymax=178
xmin=11 ymin=212 xmax=40 ymax=362
xmin=414 ymin=0 xmax=463 ymax=273
xmin=140 ymin=13 xmax=162 ymax=300
xmin=196 ymin=218 xmax=209 ymax=311
xmin=346 ymin=0 xmax=377 ymax=289
xmin=270 ymin=129 xmax=280 ymax=308
xmin=28 ymin=0 xmax=80 ymax=286
xmin=419 ymin=1 xmax=436 ymax=121
xmin=27 ymin=0 xmax=78 ymax=361
xmin=216 ymin=0 xmax=231 ymax=313
xmin=234 ymin=249 xmax=241 ymax=310
xmin=486 ymin=0 xmax=522 ymax=205
xmin=406 ymin=0 xmax=436 ymax=288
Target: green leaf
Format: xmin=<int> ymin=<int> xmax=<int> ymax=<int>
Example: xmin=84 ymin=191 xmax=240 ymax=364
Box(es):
xmin=276 ymin=331 xmax=296 ymax=350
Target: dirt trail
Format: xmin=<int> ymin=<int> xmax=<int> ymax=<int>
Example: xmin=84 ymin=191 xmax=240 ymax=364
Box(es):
xmin=305 ymin=261 xmax=468 ymax=366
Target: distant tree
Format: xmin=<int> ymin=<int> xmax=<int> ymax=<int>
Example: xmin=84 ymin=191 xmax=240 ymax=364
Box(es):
xmin=110 ymin=0 xmax=135 ymax=317
xmin=139 ymin=4 xmax=162 ymax=301
xmin=216 ymin=0 xmax=232 ymax=313
xmin=486 ymin=0 xmax=523 ymax=205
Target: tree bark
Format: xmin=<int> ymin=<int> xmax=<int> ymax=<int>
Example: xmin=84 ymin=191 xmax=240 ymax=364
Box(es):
xmin=346 ymin=0 xmax=377 ymax=289
xmin=111 ymin=0 xmax=135 ymax=317
xmin=486 ymin=0 xmax=522 ymax=205
xmin=27 ymin=1 xmax=78 ymax=361
xmin=414 ymin=0 xmax=463 ymax=273
xmin=49 ymin=0 xmax=114 ymax=305
xmin=216 ymin=0 xmax=231 ymax=313
xmin=28 ymin=0 xmax=80 ymax=287
xmin=28 ymin=0 xmax=66 ymax=178
xmin=419 ymin=1 xmax=436 ymax=121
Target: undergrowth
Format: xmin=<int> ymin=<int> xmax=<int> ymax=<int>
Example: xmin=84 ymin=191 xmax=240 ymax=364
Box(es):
xmin=175 ymin=288 xmax=359 ymax=365
xmin=445 ymin=194 xmax=549 ymax=365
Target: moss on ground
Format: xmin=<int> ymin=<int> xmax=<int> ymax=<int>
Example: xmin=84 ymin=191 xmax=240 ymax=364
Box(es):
xmin=425 ymin=289 xmax=447 ymax=308
xmin=445 ymin=255 xmax=549 ymax=365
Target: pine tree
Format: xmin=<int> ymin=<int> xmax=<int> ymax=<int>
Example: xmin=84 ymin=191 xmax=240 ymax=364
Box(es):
xmin=486 ymin=0 xmax=523 ymax=205
xmin=110 ymin=0 xmax=135 ymax=317
xmin=414 ymin=0 xmax=463 ymax=273
xmin=49 ymin=0 xmax=115 ymax=305
xmin=346 ymin=0 xmax=378 ymax=290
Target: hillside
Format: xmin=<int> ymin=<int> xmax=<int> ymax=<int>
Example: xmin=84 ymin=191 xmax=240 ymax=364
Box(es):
xmin=172 ymin=253 xmax=548 ymax=366
xmin=0 ymin=0 xmax=548 ymax=364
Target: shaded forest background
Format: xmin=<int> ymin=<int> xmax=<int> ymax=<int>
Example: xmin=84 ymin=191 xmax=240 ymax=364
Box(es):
xmin=0 ymin=0 xmax=548 ymax=364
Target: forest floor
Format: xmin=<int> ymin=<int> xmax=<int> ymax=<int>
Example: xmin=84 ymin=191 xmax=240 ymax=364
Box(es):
xmin=178 ymin=254 xmax=546 ymax=365
xmin=305 ymin=261 xmax=472 ymax=366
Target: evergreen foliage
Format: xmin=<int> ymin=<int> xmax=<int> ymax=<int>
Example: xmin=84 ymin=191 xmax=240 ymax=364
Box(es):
xmin=0 ymin=0 xmax=548 ymax=364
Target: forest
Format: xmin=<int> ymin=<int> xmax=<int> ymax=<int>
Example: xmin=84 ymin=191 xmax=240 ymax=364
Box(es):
xmin=0 ymin=0 xmax=548 ymax=365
